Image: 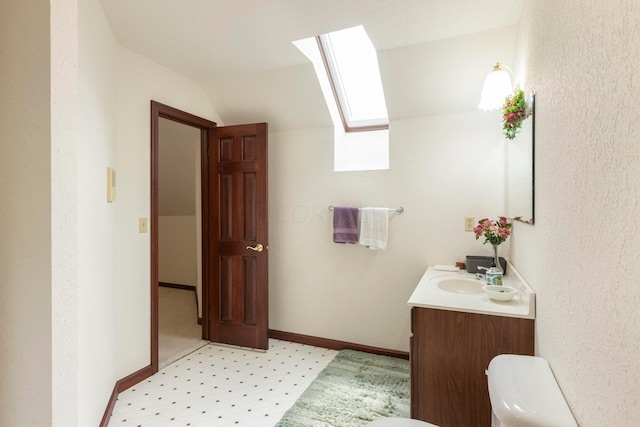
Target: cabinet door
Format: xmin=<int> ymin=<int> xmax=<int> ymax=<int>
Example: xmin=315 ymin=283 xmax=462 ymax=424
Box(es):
xmin=410 ymin=307 xmax=534 ymax=427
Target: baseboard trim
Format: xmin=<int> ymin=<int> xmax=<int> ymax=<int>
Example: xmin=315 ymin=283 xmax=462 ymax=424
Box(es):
xmin=99 ymin=384 xmax=119 ymax=427
xmin=159 ymin=282 xmax=196 ymax=291
xmin=268 ymin=329 xmax=409 ymax=360
xmin=99 ymin=364 xmax=154 ymax=427
xmin=117 ymin=364 xmax=154 ymax=392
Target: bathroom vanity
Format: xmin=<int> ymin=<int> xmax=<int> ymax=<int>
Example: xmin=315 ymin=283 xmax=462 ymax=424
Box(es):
xmin=408 ymin=266 xmax=535 ymax=427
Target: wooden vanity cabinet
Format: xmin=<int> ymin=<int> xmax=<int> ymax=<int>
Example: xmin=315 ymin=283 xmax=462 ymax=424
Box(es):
xmin=410 ymin=307 xmax=534 ymax=427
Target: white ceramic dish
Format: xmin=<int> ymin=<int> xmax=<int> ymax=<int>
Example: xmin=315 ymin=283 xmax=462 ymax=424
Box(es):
xmin=483 ymin=285 xmax=517 ymax=301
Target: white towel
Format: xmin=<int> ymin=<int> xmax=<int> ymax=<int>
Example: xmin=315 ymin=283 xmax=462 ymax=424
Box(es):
xmin=358 ymin=207 xmax=389 ymax=250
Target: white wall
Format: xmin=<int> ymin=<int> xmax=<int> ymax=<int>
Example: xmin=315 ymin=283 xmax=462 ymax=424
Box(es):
xmin=77 ymin=0 xmax=118 ymax=424
xmin=201 ymin=25 xmax=519 ymax=133
xmin=52 ymin=0 xmax=79 ymax=425
xmin=200 ymin=26 xmax=518 ymax=353
xmin=269 ymin=111 xmax=505 ymax=351
xmin=159 ymin=216 xmax=198 ymax=286
xmin=0 ymin=3 xmax=221 ymax=422
xmin=0 ymin=1 xmax=53 ymax=425
xmin=158 ymin=117 xmax=199 ymax=216
xmin=380 ymin=25 xmax=518 ymax=121
xmin=157 ymin=118 xmax=202 ymax=314
xmin=115 ymin=45 xmax=221 ymax=378
xmin=0 ymin=0 xmax=111 ymax=424
xmin=0 ymin=2 xmax=517 ymax=424
xmin=509 ymin=1 xmax=640 ymax=425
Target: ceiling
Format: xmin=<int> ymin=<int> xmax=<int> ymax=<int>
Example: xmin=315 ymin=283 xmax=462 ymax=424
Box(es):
xmin=100 ymin=0 xmax=524 ymax=131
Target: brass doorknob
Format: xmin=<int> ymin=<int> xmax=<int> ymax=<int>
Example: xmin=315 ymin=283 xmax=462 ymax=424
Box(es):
xmin=246 ymin=243 xmax=264 ymax=252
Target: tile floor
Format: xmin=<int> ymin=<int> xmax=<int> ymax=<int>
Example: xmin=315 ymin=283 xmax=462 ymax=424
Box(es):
xmin=110 ymin=339 xmax=338 ymax=426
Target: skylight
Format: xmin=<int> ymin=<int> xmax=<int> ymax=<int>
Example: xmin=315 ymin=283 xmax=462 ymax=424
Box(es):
xmin=293 ymin=26 xmax=389 ymax=171
xmin=317 ymin=26 xmax=388 ymax=131
xmin=316 ymin=26 xmax=389 ymax=132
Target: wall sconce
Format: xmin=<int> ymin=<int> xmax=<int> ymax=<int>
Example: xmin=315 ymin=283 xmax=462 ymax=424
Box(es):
xmin=478 ymin=62 xmax=513 ymax=111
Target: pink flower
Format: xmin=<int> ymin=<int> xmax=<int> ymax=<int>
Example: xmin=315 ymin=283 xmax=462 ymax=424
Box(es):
xmin=474 ymin=216 xmax=513 ymax=246
xmin=497 ymin=227 xmax=511 ymax=239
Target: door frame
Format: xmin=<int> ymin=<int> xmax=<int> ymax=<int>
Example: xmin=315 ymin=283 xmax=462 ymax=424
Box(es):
xmin=150 ymin=101 xmax=217 ymax=373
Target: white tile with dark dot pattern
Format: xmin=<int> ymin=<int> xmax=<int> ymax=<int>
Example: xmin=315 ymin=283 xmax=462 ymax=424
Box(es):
xmin=109 ymin=339 xmax=338 ymax=426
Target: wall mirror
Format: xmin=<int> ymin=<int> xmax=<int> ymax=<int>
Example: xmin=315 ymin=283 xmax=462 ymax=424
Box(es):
xmin=506 ymin=92 xmax=535 ymax=224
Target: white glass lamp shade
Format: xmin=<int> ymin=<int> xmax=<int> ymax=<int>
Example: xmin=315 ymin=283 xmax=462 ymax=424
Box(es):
xmin=478 ymin=68 xmax=513 ymax=111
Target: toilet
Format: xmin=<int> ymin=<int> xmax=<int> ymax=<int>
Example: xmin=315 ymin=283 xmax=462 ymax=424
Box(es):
xmin=487 ymin=354 xmax=577 ymax=427
xmin=366 ymin=354 xmax=577 ymax=427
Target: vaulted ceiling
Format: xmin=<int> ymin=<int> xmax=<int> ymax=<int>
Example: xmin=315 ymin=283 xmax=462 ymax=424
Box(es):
xmin=101 ymin=0 xmax=523 ymax=131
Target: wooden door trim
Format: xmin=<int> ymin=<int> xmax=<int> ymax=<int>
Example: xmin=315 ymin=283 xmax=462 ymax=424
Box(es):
xmin=150 ymin=100 xmax=216 ymax=373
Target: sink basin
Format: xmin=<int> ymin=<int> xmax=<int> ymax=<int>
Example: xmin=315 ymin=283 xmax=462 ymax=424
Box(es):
xmin=408 ymin=267 xmax=536 ymax=319
xmin=434 ymin=277 xmax=485 ymax=294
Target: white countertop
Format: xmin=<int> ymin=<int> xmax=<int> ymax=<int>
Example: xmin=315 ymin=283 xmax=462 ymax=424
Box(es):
xmin=408 ymin=264 xmax=536 ymax=319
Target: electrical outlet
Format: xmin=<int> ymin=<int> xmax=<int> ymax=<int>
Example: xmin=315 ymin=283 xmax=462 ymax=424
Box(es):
xmin=139 ymin=217 xmax=148 ymax=233
xmin=464 ymin=216 xmax=475 ymax=232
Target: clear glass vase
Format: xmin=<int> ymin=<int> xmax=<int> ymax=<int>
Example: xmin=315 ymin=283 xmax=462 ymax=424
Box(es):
xmin=492 ymin=244 xmax=503 ymax=274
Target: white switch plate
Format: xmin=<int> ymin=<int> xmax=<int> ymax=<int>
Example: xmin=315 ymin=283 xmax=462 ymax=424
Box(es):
xmin=106 ymin=167 xmax=116 ymax=202
xmin=464 ymin=216 xmax=475 ymax=232
xmin=139 ymin=217 xmax=148 ymax=233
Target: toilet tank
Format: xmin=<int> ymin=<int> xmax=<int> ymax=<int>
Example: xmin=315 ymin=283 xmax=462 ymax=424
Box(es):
xmin=487 ymin=355 xmax=577 ymax=427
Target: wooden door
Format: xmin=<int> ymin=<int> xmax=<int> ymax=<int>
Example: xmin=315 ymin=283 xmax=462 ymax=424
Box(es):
xmin=208 ymin=123 xmax=269 ymax=350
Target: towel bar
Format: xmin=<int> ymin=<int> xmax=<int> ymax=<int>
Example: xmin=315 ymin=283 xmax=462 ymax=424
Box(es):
xmin=328 ymin=206 xmax=404 ymax=214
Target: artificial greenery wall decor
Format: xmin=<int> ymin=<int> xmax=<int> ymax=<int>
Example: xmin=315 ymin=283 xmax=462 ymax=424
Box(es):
xmin=502 ymin=86 xmax=531 ymax=140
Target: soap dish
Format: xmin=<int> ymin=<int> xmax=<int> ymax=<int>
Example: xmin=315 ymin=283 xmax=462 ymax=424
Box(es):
xmin=483 ymin=285 xmax=517 ymax=301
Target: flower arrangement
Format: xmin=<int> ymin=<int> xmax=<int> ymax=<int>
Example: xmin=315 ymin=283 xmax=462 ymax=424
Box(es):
xmin=502 ymin=87 xmax=531 ymax=140
xmin=474 ymin=217 xmax=512 ymax=246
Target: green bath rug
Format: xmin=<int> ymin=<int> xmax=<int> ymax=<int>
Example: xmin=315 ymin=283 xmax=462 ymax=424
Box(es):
xmin=275 ymin=349 xmax=410 ymax=427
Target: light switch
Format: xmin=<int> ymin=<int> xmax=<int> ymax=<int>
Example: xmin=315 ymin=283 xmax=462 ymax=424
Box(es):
xmin=139 ymin=217 xmax=148 ymax=233
xmin=464 ymin=216 xmax=475 ymax=232
xmin=107 ymin=167 xmax=116 ymax=202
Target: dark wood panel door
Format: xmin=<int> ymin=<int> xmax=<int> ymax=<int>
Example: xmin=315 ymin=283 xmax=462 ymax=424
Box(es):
xmin=208 ymin=123 xmax=269 ymax=350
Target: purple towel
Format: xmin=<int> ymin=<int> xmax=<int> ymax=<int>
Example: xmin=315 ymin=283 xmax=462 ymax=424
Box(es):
xmin=333 ymin=207 xmax=359 ymax=244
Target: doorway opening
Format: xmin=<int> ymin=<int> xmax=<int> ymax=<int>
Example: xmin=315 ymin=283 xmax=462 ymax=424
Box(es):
xmin=151 ymin=101 xmax=216 ymax=373
xmin=157 ymin=117 xmax=206 ymax=368
xmin=151 ymin=101 xmax=270 ymax=373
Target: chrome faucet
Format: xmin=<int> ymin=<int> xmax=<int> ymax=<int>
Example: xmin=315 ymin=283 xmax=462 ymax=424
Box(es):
xmin=476 ymin=266 xmax=488 ymax=281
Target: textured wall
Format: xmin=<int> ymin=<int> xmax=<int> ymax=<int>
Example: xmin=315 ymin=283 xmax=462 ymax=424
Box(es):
xmin=52 ymin=0 xmax=80 ymax=425
xmin=510 ymin=1 xmax=640 ymax=425
xmin=115 ymin=46 xmax=220 ymax=378
xmin=77 ymin=0 xmax=119 ymax=424
xmin=0 ymin=1 xmax=53 ymax=425
xmin=269 ymin=111 xmax=506 ymax=351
